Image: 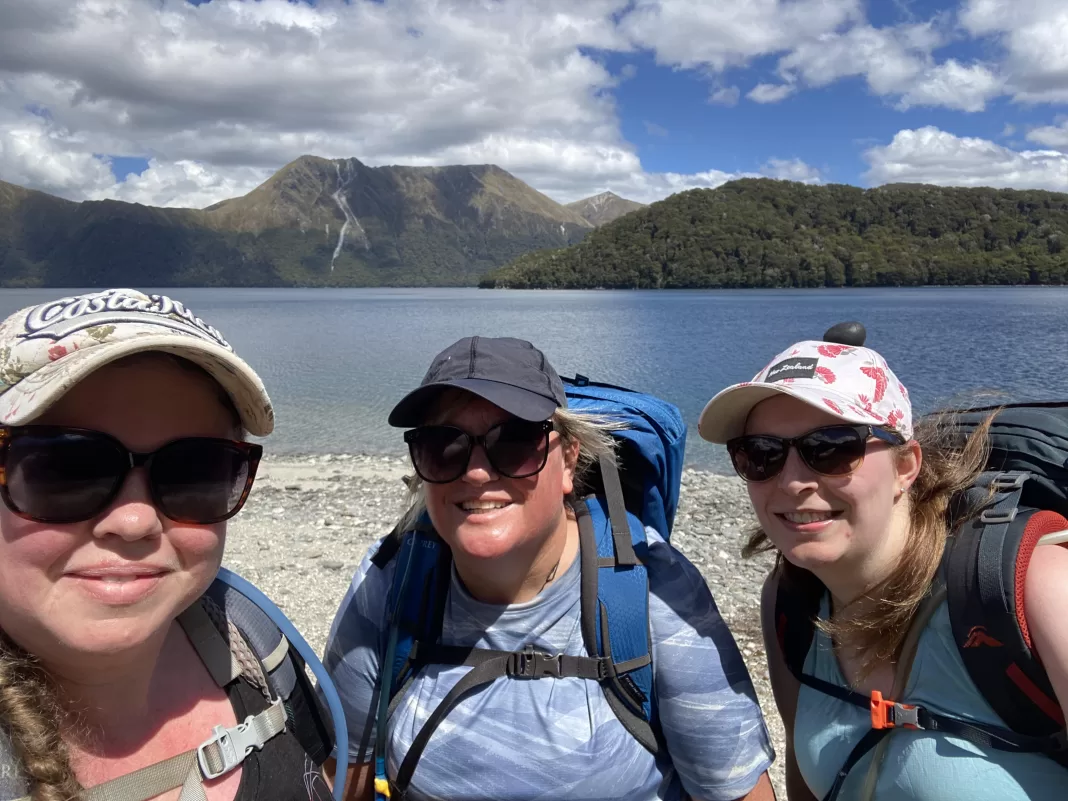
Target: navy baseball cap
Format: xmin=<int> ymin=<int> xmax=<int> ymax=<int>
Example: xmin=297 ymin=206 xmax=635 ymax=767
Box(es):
xmin=388 ymin=336 xmax=568 ymax=427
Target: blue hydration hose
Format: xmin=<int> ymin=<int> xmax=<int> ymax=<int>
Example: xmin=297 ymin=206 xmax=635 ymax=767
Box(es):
xmin=216 ymin=567 xmax=349 ymax=801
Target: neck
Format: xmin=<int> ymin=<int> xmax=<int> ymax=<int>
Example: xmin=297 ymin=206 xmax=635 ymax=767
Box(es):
xmin=817 ymin=500 xmax=913 ymax=612
xmin=454 ymin=511 xmax=579 ymax=605
xmin=47 ymin=622 xmax=177 ymax=752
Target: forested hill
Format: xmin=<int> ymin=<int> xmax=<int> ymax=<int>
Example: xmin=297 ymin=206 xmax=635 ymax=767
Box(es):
xmin=479 ymin=179 xmax=1068 ymax=289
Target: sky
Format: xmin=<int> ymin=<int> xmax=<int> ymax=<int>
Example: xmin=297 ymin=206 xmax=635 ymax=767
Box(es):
xmin=2 ymin=0 xmax=1068 ymax=209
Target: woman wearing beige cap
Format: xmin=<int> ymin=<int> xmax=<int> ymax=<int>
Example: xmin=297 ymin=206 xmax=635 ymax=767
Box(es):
xmin=698 ymin=332 xmax=1068 ymax=800
xmin=0 ymin=289 xmax=335 ymax=801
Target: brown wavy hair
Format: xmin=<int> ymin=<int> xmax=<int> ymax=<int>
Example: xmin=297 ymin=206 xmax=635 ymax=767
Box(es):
xmin=0 ymin=635 xmax=81 ymax=801
xmin=744 ymin=408 xmax=997 ymax=676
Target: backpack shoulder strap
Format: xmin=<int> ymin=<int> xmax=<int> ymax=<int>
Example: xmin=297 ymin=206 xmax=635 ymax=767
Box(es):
xmin=773 ymin=566 xmax=822 ymax=683
xmin=576 ymin=487 xmax=658 ymax=754
xmin=372 ymin=526 xmax=452 ymax=801
xmin=944 ymin=470 xmax=1068 ymax=755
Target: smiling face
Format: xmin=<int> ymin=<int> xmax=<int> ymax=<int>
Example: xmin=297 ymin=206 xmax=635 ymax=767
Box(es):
xmin=743 ymin=394 xmax=919 ymax=579
xmin=0 ymin=355 xmax=239 ymax=668
xmin=421 ymin=394 xmax=578 ymax=564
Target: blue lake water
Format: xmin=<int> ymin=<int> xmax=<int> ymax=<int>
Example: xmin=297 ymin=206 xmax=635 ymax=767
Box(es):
xmin=1 ymin=286 xmax=1066 ymax=471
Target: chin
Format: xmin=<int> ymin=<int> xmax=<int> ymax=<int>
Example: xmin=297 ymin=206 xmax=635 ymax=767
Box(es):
xmin=776 ymin=539 xmax=848 ymax=574
xmin=54 ymin=616 xmax=169 ymax=657
xmin=447 ymin=524 xmax=520 ymax=561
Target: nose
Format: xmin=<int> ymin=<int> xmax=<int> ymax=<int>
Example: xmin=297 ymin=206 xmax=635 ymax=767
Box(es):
xmin=91 ymin=469 xmax=165 ymax=541
xmin=461 ymin=443 xmax=499 ymax=486
xmin=776 ymin=446 xmax=820 ymax=495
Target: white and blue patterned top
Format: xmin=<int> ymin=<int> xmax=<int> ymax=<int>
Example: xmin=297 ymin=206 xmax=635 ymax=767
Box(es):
xmin=323 ymin=528 xmax=775 ymax=801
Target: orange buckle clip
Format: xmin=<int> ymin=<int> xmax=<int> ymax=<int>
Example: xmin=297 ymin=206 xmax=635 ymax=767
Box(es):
xmin=870 ymin=690 xmax=920 ymax=730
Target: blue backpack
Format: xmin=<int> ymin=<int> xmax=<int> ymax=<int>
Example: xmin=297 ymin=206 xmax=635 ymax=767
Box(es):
xmin=367 ymin=374 xmax=686 ymax=799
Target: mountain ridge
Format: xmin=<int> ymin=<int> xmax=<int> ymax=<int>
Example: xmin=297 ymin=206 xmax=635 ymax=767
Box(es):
xmin=0 ymin=156 xmax=593 ymax=287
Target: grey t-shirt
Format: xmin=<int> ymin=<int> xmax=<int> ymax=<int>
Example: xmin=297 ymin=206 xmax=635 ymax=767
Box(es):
xmin=323 ymin=529 xmax=774 ymax=801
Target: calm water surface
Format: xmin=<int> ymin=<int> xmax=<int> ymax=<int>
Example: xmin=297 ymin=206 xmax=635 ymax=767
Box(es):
xmin=1 ymin=287 xmax=1065 ymax=471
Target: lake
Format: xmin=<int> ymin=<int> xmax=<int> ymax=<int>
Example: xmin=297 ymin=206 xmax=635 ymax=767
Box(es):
xmin=0 ymin=286 xmax=1065 ymax=471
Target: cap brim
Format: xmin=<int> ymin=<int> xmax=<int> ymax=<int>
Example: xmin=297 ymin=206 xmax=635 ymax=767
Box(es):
xmin=0 ymin=334 xmax=274 ymax=436
xmin=698 ymin=381 xmax=886 ymax=443
xmin=389 ymin=377 xmax=559 ymax=427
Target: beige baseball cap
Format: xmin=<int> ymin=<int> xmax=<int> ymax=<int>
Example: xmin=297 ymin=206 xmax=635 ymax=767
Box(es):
xmin=0 ymin=288 xmax=274 ymax=435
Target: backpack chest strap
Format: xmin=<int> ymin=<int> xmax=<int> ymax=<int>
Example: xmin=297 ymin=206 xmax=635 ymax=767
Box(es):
xmin=79 ymin=599 xmax=291 ymax=801
xmin=81 ymin=699 xmax=287 ymax=801
xmin=410 ymin=641 xmax=650 ymax=680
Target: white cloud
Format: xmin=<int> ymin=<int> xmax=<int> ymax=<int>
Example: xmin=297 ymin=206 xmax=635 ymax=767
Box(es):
xmin=621 ymin=0 xmax=861 ymax=71
xmin=747 ymin=83 xmax=796 ymax=104
xmin=864 ymin=126 xmax=1068 ymax=191
xmin=1027 ymin=120 xmax=1068 ymax=150
xmin=762 ymin=158 xmax=822 ymax=184
xmin=896 ymin=60 xmax=1003 ymax=112
xmin=0 ymin=0 xmax=643 ymax=205
xmin=643 ymin=120 xmax=669 ymax=137
xmin=0 ymin=112 xmax=115 ymax=199
xmin=93 ymin=160 xmax=272 ymax=209
xmin=708 ymin=86 xmax=741 ymax=106
xmin=960 ymin=0 xmax=1068 ymax=104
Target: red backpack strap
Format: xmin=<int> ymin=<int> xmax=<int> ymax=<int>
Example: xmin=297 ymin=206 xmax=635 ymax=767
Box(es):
xmin=945 ymin=478 xmax=1068 ymax=758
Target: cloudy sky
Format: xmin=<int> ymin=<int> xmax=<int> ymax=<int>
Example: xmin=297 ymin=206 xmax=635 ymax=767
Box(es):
xmin=2 ymin=0 xmax=1067 ymax=209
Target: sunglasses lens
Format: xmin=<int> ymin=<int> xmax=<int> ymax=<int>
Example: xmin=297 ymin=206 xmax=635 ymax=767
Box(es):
xmin=151 ymin=439 xmax=254 ymax=523
xmin=485 ymin=420 xmax=549 ymax=478
xmin=728 ymin=436 xmax=787 ymax=482
xmin=408 ymin=427 xmax=471 ymax=483
xmin=4 ymin=431 xmax=127 ymax=523
xmin=800 ymin=427 xmax=868 ymax=476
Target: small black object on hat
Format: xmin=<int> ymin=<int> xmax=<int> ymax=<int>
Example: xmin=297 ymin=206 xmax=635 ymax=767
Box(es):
xmin=823 ymin=321 xmax=866 ymax=347
xmin=388 ymin=336 xmax=567 ymax=427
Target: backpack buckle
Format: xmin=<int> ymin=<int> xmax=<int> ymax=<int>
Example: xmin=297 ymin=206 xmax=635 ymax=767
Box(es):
xmin=989 ymin=472 xmax=1028 ymax=492
xmin=508 ymin=648 xmax=563 ymax=679
xmin=870 ymin=691 xmax=922 ymax=731
xmin=197 ymin=699 xmax=284 ymax=779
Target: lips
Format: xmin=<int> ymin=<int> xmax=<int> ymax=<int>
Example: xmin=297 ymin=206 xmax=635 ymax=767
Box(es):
xmin=64 ymin=564 xmax=172 ymax=605
xmin=780 ymin=511 xmax=840 ymax=524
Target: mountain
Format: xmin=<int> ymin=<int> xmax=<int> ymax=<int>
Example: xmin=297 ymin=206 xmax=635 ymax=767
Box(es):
xmin=480 ymin=179 xmax=1068 ymax=289
xmin=565 ymin=191 xmax=645 ymax=226
xmin=0 ymin=156 xmax=593 ymax=287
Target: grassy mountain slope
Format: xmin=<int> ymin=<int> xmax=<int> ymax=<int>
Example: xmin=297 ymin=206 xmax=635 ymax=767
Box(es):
xmin=0 ymin=157 xmax=593 ymax=287
xmin=565 ymin=191 xmax=646 ymax=226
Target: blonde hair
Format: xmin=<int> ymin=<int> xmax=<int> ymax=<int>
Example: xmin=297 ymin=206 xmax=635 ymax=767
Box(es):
xmin=744 ymin=409 xmax=996 ymax=676
xmin=396 ymin=405 xmax=624 ymax=531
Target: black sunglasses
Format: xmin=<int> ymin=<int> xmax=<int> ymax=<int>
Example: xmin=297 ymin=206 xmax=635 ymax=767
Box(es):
xmin=726 ymin=424 xmax=904 ymax=483
xmin=0 ymin=426 xmax=262 ymax=525
xmin=403 ymin=419 xmax=553 ymax=484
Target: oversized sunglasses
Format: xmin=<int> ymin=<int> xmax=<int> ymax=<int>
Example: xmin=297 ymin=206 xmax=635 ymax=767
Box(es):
xmin=0 ymin=426 xmax=261 ymax=525
xmin=403 ymin=419 xmax=553 ymax=484
xmin=726 ymin=424 xmax=904 ymax=483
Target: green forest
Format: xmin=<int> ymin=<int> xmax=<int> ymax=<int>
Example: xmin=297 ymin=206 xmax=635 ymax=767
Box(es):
xmin=480 ymin=179 xmax=1068 ymax=289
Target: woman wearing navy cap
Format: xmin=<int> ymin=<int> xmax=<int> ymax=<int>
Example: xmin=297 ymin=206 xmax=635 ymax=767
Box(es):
xmin=323 ymin=336 xmax=776 ymax=801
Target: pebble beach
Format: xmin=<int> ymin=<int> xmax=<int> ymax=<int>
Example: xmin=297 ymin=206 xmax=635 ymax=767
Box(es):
xmin=224 ymin=454 xmax=787 ymax=797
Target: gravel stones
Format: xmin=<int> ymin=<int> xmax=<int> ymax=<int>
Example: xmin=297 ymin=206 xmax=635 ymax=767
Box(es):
xmin=225 ymin=456 xmax=786 ymax=797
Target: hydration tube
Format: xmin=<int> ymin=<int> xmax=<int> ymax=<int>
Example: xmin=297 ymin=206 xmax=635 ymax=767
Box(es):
xmin=1038 ymin=529 xmax=1068 ymax=546
xmin=215 ymin=567 xmax=349 ymax=801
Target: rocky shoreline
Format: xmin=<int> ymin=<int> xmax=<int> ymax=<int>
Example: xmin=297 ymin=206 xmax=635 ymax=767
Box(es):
xmin=224 ymin=453 xmax=786 ymax=797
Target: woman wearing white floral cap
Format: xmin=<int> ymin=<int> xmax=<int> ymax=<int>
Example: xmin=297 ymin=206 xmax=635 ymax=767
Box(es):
xmin=699 ymin=333 xmax=1068 ymax=800
xmin=0 ymin=289 xmax=336 ymax=801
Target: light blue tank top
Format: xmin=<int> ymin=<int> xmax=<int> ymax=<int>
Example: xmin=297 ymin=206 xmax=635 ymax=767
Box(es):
xmin=794 ymin=595 xmax=1068 ymax=800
